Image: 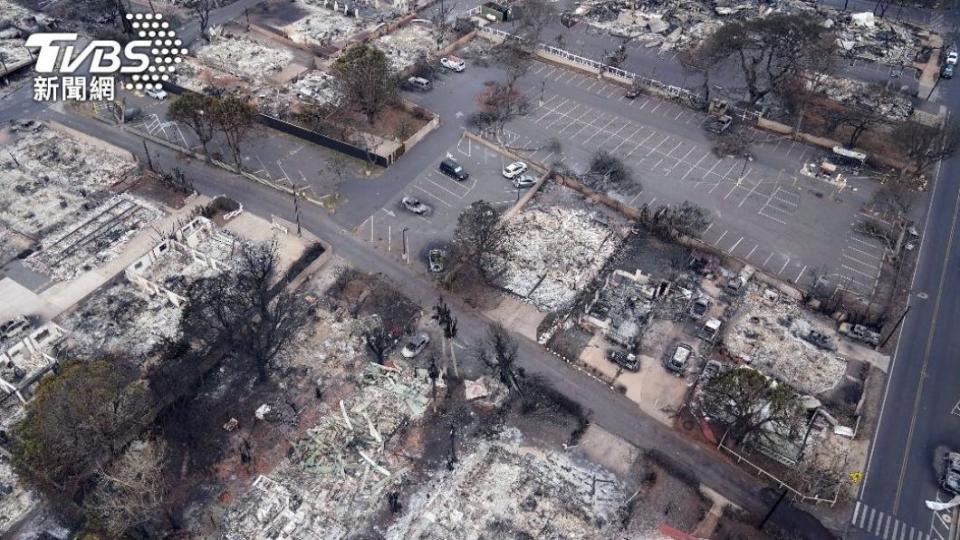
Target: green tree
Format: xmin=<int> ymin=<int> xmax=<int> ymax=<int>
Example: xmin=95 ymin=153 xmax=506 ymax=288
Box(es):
xmin=167 ymin=92 xmax=218 ymax=157
xmin=452 ymin=200 xmax=510 ymax=281
xmin=12 ymin=359 xmax=149 ymax=500
xmin=332 ymin=44 xmax=398 ymax=124
xmin=699 ymin=367 xmax=802 ymax=445
xmin=211 ymin=95 xmax=258 ymax=169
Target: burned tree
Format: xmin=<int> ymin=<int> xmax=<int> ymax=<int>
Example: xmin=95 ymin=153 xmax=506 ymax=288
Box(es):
xmin=452 ymin=200 xmax=510 ymax=281
xmin=648 ymin=202 xmax=711 ymax=239
xmin=11 ymin=358 xmax=150 ymax=501
xmin=357 ymin=278 xmax=420 ymax=363
xmin=184 ymin=0 xmax=214 ymax=42
xmin=474 ymin=82 xmax=531 ymax=140
xmin=513 ymin=0 xmax=557 ymax=43
xmin=585 ymin=149 xmax=637 ymax=191
xmin=333 ymin=44 xmax=398 ymax=125
xmin=702 ymin=13 xmax=834 ymax=106
xmin=495 ymin=39 xmax=534 ymax=92
xmin=699 ymin=367 xmax=802 ymax=445
xmin=894 ymin=119 xmax=960 ymax=176
xmin=84 ymin=439 xmax=168 ymax=538
xmin=167 ymin=92 xmax=218 ymax=158
xmin=179 ymin=241 xmax=309 ymax=380
xmin=480 ymin=322 xmax=523 ymax=394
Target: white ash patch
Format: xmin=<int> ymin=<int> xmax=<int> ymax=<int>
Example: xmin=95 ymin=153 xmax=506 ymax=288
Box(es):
xmin=491 ymin=205 xmax=625 ymax=312
xmin=290 ymin=70 xmax=340 ymax=106
xmin=371 ymin=22 xmax=440 ymax=71
xmin=282 ymin=2 xmax=369 ymax=47
xmin=723 ymin=283 xmax=847 ymax=395
xmin=24 ymin=195 xmax=164 ymax=281
xmin=388 ymin=439 xmax=625 ymax=539
xmin=60 ymin=279 xmax=183 ymax=361
xmin=0 ymin=452 xmax=36 ymax=536
xmin=195 ymin=30 xmax=295 ymax=82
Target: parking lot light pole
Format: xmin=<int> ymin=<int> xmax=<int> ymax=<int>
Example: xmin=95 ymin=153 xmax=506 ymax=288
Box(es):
xmin=402 ymin=227 xmax=409 ymax=263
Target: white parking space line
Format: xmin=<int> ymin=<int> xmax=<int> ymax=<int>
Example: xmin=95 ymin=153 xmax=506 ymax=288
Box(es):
xmin=412 ymin=184 xmax=452 ymax=208
xmin=763 ymin=252 xmax=774 ymax=266
xmin=729 ymin=236 xmax=743 ymax=253
xmin=843 ymin=253 xmax=880 ymax=271
xmin=846 ymin=244 xmax=883 ymax=260
xmin=682 ymin=152 xmax=711 ymax=181
xmin=712 ymin=230 xmax=728 ymax=246
xmin=746 ymin=244 xmax=758 ymax=259
xmin=841 ymin=263 xmax=877 ymax=280
xmin=627 ymin=131 xmax=658 ymax=157
xmin=588 ymin=118 xmax=625 ymax=146
xmin=795 ymin=265 xmax=807 ymax=283
xmin=610 ymin=126 xmax=644 ymax=153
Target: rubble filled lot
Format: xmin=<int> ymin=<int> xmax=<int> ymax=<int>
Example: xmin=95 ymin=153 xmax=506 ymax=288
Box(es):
xmin=721 ymin=282 xmax=847 ymax=396
xmin=23 ymin=195 xmax=164 ymax=281
xmin=58 ymin=217 xmax=247 ymax=362
xmin=59 ymin=278 xmax=184 ymax=360
xmin=371 ymin=21 xmax=443 ymax=72
xmin=0 ymin=0 xmax=55 ymax=69
xmin=0 ymin=123 xmax=138 ymax=240
xmin=194 ymin=28 xmax=296 ymax=82
xmin=388 ymin=436 xmax=625 ymax=539
xmin=221 ymin=360 xmax=432 ymax=539
xmin=488 ymin=183 xmax=631 ymax=312
xmin=289 ymin=70 xmax=340 ymax=106
xmin=0 ymin=453 xmax=36 ymax=535
xmin=580 ymin=0 xmax=920 ymax=65
xmin=807 ymin=73 xmax=913 ymax=121
xmin=280 ymin=0 xmax=372 ymax=47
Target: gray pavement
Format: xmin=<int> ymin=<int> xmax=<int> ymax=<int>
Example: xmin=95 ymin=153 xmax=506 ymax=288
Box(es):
xmin=30 ymin=105 xmax=835 ymax=539
xmin=457 ymin=57 xmax=891 ymax=298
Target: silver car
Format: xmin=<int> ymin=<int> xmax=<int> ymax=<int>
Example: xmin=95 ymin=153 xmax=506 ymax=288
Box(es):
xmin=401 ymin=196 xmax=430 ymax=215
xmin=502 ymin=161 xmax=528 ymax=179
xmin=513 ymin=174 xmax=537 ymax=189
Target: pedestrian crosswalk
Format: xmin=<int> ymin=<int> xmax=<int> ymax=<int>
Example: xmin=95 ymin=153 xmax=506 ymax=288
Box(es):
xmin=850 ymin=502 xmax=931 ymax=540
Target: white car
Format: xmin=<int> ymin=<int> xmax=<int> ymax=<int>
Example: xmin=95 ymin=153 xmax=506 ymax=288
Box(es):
xmin=948 ymin=51 xmax=959 ymax=65
xmin=401 ymin=333 xmax=430 ymax=358
xmin=440 ymin=56 xmax=465 ymax=72
xmin=146 ymin=87 xmax=168 ymax=100
xmin=502 ymin=161 xmax=528 ymax=179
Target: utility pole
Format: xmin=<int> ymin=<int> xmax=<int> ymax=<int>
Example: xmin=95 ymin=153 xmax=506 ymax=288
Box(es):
xmin=292 ymin=184 xmax=302 ymax=237
xmin=879 ymin=303 xmax=911 ymax=348
xmin=402 ymin=227 xmax=409 ymax=262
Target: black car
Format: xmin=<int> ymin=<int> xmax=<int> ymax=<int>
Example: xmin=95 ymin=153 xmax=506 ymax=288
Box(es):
xmin=606 ymin=350 xmax=640 ymax=372
xmin=439 ymin=158 xmax=469 ymax=181
xmin=942 ymin=63 xmax=955 ymax=80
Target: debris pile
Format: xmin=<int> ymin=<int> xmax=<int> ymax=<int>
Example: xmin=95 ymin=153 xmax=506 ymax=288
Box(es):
xmin=195 ymin=29 xmax=295 ymax=82
xmin=282 ymin=1 xmax=369 ymax=47
xmin=59 ymin=280 xmax=183 ymax=361
xmin=490 ymin=194 xmax=628 ymax=311
xmin=722 ymin=283 xmax=847 ymax=395
xmin=0 ymin=454 xmax=36 ymax=534
xmin=388 ymin=437 xmax=625 ymax=538
xmin=24 ymin=195 xmax=163 ymax=281
xmin=0 ymin=2 xmax=55 ymax=73
xmin=372 ymin=22 xmax=440 ymax=71
xmin=290 ymin=70 xmax=341 ymax=106
xmin=0 ymin=123 xmax=137 ymax=245
xmin=577 ymin=0 xmax=920 ymax=64
xmin=220 ymin=361 xmax=430 ymax=539
xmin=807 ymin=73 xmax=913 ymax=121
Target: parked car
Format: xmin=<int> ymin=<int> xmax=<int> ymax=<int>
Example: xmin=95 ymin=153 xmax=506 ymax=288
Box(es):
xmin=943 ymin=63 xmax=955 ymax=80
xmin=146 ymin=87 xmax=168 ymax=100
xmin=607 ymin=350 xmax=639 ymax=372
xmin=401 ymin=333 xmax=430 ymax=358
xmin=428 ymin=249 xmax=446 ymax=273
xmin=705 ymin=115 xmax=732 ymax=134
xmin=401 ymin=196 xmax=430 ymax=215
xmin=700 ymin=359 xmax=722 ymax=382
xmin=406 ymin=76 xmax=432 ymax=91
xmin=666 ymin=344 xmax=693 ymax=374
xmin=942 ymin=451 xmax=960 ymax=495
xmin=689 ymin=296 xmax=710 ymax=320
xmin=947 ymin=50 xmax=959 ymax=65
xmin=625 ymin=86 xmax=642 ymax=99
xmin=439 ymin=158 xmax=469 ymax=181
xmin=502 ymin=161 xmax=528 ymax=179
xmin=512 ymin=173 xmax=537 ymax=189
xmin=440 ymin=56 xmax=465 ymax=72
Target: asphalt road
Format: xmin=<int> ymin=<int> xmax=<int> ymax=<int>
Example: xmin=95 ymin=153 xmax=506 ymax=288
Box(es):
xmin=845 ymin=75 xmax=960 ymax=539
xmin=15 ymin=105 xmax=833 ymax=538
